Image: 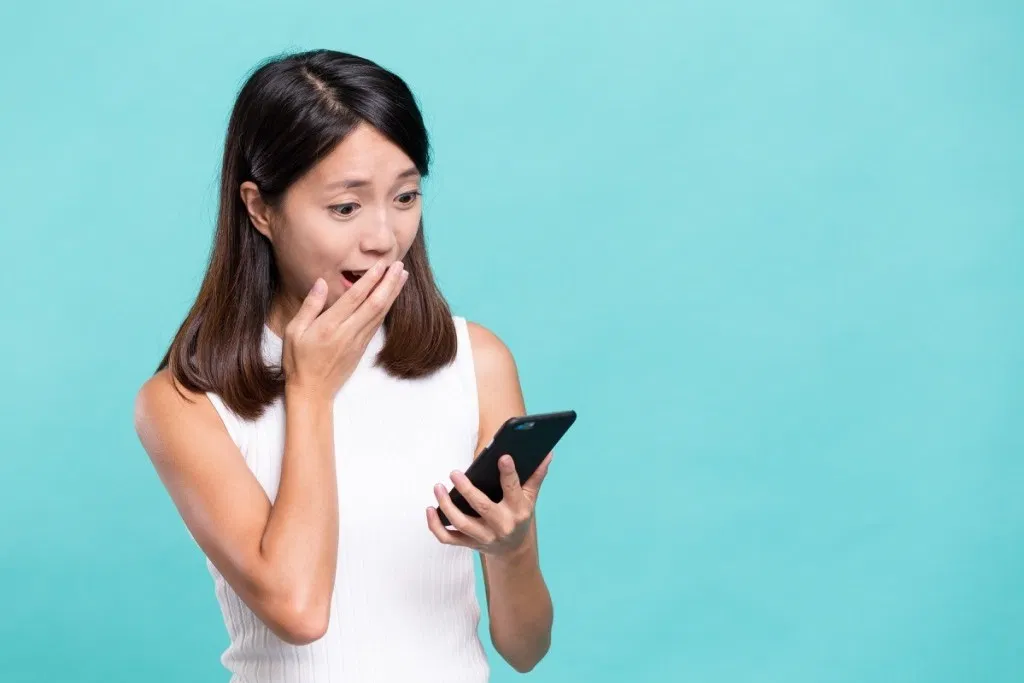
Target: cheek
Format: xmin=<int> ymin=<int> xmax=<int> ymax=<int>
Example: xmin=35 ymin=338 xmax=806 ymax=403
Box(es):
xmin=394 ymin=214 xmax=421 ymax=257
xmin=287 ymin=211 xmax=354 ymax=258
xmin=275 ymin=216 xmax=355 ymax=282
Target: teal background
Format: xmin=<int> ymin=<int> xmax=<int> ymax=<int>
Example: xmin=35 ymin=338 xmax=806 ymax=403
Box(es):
xmin=1 ymin=1 xmax=1021 ymax=681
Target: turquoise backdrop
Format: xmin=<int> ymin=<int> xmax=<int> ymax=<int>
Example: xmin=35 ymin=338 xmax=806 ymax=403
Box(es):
xmin=1 ymin=1 xmax=1021 ymax=681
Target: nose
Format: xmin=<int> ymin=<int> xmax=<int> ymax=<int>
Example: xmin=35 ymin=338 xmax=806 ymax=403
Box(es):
xmin=358 ymin=208 xmax=397 ymax=256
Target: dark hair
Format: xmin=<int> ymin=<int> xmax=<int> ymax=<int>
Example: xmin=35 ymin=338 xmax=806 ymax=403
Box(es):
xmin=158 ymin=49 xmax=456 ymax=420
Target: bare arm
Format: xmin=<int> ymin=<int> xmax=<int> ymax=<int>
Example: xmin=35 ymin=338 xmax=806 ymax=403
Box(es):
xmin=467 ymin=322 xmax=554 ymax=672
xmin=135 ymin=261 xmax=407 ymax=645
xmin=134 ymin=372 xmax=337 ymax=645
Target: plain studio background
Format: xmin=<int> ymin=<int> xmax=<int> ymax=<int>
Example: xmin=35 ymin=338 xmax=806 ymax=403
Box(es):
xmin=0 ymin=1 xmax=1021 ymax=681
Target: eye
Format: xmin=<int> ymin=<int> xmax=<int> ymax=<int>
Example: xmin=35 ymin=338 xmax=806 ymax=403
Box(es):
xmin=396 ymin=190 xmax=421 ymax=206
xmin=330 ymin=203 xmax=359 ymax=217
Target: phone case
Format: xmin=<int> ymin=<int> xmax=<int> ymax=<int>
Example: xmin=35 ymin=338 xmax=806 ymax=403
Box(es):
xmin=437 ymin=410 xmax=577 ymax=527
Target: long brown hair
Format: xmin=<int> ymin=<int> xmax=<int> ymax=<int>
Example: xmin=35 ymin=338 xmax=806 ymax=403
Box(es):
xmin=158 ymin=49 xmax=456 ymax=420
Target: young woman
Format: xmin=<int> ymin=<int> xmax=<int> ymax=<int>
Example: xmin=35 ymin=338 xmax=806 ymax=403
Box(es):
xmin=133 ymin=49 xmax=554 ymax=681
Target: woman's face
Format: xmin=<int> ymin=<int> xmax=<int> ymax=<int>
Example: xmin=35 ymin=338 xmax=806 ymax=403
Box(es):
xmin=242 ymin=121 xmax=423 ymax=313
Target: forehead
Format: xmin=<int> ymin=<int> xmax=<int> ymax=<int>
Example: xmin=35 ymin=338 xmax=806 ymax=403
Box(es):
xmin=303 ymin=121 xmax=417 ymax=188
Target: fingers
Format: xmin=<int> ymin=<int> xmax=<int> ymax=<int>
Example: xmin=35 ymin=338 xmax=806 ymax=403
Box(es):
xmin=315 ymin=260 xmax=390 ymax=330
xmin=364 ymin=263 xmax=408 ymax=330
xmin=433 ymin=483 xmax=496 ymax=546
xmin=450 ymin=470 xmax=515 ymax=527
xmin=285 ymin=278 xmax=328 ymax=338
xmin=521 ymin=452 xmax=554 ymax=496
xmin=426 ymin=507 xmax=478 ymax=549
xmin=497 ymin=454 xmax=524 ymax=505
xmin=429 ymin=460 xmax=549 ymax=551
xmin=346 ymin=261 xmax=408 ymax=333
xmin=450 ymin=467 xmax=524 ymax=539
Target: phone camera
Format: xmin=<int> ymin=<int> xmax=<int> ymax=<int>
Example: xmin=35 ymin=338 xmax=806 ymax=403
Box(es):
xmin=514 ymin=421 xmax=535 ymax=430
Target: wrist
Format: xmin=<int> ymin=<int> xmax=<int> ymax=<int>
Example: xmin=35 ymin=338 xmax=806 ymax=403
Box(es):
xmin=285 ymin=382 xmax=332 ymax=408
xmin=284 ymin=385 xmax=333 ymax=422
xmin=491 ymin=535 xmax=539 ymax=570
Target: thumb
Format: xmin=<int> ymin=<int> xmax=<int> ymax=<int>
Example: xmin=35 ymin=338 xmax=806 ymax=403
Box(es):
xmin=289 ymin=278 xmax=328 ymax=336
xmin=498 ymin=454 xmax=523 ymax=500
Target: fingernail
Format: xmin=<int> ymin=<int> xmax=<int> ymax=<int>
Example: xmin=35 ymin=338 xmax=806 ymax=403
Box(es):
xmin=311 ymin=278 xmax=325 ymax=295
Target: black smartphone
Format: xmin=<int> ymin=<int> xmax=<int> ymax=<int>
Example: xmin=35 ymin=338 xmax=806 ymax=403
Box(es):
xmin=438 ymin=410 xmax=577 ymax=527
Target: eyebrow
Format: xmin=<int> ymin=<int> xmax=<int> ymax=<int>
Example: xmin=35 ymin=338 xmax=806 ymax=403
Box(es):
xmin=323 ymin=167 xmax=421 ymax=191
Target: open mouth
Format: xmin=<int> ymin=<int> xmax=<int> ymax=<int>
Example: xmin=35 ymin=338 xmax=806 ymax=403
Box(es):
xmin=341 ymin=269 xmax=368 ymax=285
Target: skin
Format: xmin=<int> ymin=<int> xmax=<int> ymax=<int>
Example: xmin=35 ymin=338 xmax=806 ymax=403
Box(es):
xmin=433 ymin=323 xmax=555 ymax=672
xmin=134 ymin=122 xmax=553 ymax=671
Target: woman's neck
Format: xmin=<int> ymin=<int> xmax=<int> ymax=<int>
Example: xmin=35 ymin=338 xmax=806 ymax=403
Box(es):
xmin=264 ymin=291 xmax=303 ymax=339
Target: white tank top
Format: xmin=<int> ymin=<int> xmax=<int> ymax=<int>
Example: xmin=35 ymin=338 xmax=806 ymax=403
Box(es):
xmin=203 ymin=315 xmax=489 ymax=682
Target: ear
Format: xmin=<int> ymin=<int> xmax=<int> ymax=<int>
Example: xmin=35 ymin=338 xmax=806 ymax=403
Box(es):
xmin=239 ymin=181 xmax=274 ymax=241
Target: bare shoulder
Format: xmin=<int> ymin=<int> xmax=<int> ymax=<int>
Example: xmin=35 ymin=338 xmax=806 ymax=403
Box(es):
xmin=135 ymin=368 xmax=196 ymax=409
xmin=465 ymin=321 xmax=526 ymax=449
xmin=133 ymin=369 xmax=220 ymax=462
xmin=466 ymin=320 xmax=519 ymax=383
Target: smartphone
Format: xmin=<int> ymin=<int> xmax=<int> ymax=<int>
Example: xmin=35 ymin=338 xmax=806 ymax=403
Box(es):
xmin=437 ymin=410 xmax=577 ymax=527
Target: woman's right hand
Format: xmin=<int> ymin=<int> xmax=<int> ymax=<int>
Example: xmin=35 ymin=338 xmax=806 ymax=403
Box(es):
xmin=282 ymin=260 xmax=407 ymax=401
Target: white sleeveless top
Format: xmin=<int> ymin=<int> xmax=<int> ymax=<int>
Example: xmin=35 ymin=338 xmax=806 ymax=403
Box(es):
xmin=203 ymin=315 xmax=489 ymax=682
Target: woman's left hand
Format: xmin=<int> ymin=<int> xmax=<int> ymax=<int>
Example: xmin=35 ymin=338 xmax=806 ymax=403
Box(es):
xmin=427 ymin=453 xmax=552 ymax=556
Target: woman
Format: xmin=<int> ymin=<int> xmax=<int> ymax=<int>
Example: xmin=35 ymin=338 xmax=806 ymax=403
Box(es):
xmin=133 ymin=49 xmax=554 ymax=681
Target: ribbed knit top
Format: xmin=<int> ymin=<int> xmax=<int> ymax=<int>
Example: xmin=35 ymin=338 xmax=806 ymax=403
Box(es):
xmin=203 ymin=316 xmax=489 ymax=682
